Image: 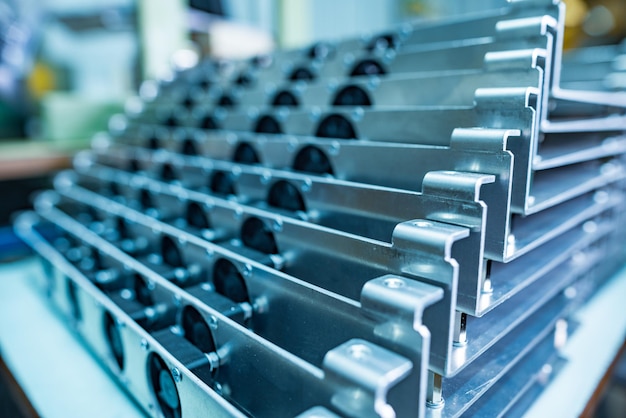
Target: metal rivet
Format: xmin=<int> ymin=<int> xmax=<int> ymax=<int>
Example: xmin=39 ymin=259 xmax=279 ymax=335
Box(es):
xmin=383 ymin=277 xmax=405 ymax=289
xmin=171 ymin=367 xmax=182 ymax=383
xmin=348 ymin=343 xmax=371 ymax=360
xmin=140 ymin=339 xmax=150 ymax=351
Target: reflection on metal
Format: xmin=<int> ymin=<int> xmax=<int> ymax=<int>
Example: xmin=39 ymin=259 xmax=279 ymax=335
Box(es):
xmin=12 ymin=0 xmax=626 ymax=417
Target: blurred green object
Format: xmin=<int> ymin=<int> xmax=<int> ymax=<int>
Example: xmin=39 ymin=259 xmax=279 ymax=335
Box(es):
xmin=0 ymin=100 xmax=27 ymax=139
xmin=41 ymin=92 xmax=124 ymax=144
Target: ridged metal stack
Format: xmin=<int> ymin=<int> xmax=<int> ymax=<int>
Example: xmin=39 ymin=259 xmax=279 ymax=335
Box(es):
xmin=14 ymin=1 xmax=626 ymax=417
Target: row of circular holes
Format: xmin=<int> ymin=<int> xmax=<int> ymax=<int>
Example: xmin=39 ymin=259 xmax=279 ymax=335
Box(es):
xmin=145 ymin=137 xmax=335 ymax=177
xmin=176 ymin=81 xmax=375 ymax=114
xmin=161 ymin=109 xmax=361 ymax=141
xmin=54 ymin=238 xmax=222 ymax=418
xmin=171 ymin=39 xmax=389 ymax=107
xmin=128 ymin=165 xmax=308 ymax=219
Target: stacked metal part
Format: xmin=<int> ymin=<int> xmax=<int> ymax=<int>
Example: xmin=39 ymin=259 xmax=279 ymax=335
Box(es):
xmin=13 ymin=0 xmax=626 ymax=417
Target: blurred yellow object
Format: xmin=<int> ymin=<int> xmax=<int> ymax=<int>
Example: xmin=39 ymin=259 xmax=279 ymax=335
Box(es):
xmin=26 ymin=61 xmax=56 ymax=100
xmin=563 ymin=0 xmax=626 ymax=49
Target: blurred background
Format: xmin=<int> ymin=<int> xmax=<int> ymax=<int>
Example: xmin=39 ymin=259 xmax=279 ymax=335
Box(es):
xmin=1 ymin=0 xmax=625 ymax=232
xmin=0 ymin=1 xmax=625 ymax=417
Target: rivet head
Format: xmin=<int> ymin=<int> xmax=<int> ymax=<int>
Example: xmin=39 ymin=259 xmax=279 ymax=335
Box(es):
xmin=383 ymin=277 xmax=405 ymax=289
xmin=140 ymin=339 xmax=150 ymax=351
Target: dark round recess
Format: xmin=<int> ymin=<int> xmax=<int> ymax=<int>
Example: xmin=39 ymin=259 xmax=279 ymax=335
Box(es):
xmin=128 ymin=157 xmax=140 ymax=172
xmin=315 ymin=114 xmax=357 ymax=139
xmin=164 ymin=115 xmax=178 ymax=128
xmin=212 ymin=258 xmax=249 ymax=303
xmin=198 ymin=79 xmax=211 ymax=90
xmin=181 ymin=305 xmax=217 ymax=353
xmin=250 ymin=55 xmax=263 ymax=67
xmin=366 ymin=33 xmax=397 ymax=52
xmin=293 ymin=145 xmax=333 ymax=175
xmin=349 ymin=59 xmax=386 ymax=77
xmin=180 ymin=95 xmax=194 ymax=110
xmin=160 ymin=163 xmax=177 ymax=182
xmin=267 ymin=180 xmax=306 ymax=212
xmin=108 ymin=181 xmax=121 ymax=196
xmin=232 ymin=142 xmax=260 ymax=164
xmin=133 ymin=273 xmax=154 ymax=306
xmin=116 ymin=216 xmax=129 ymax=240
xmin=209 ymin=171 xmax=236 ymax=196
xmin=200 ymin=115 xmax=218 ymax=130
xmin=66 ymin=279 xmax=82 ymax=321
xmin=185 ymin=201 xmax=210 ymax=230
xmin=161 ymin=236 xmax=184 ymax=268
xmin=216 ymin=93 xmax=236 ymax=107
xmin=271 ymin=90 xmax=299 ymax=107
xmin=139 ymin=189 xmax=154 ymax=209
xmin=147 ymin=136 xmax=160 ymax=150
xmin=241 ymin=217 xmax=278 ymax=254
xmin=181 ymin=138 xmax=198 ymax=156
xmin=235 ymin=72 xmax=253 ymax=87
xmin=90 ymin=249 xmax=103 ymax=271
xmin=332 ymin=85 xmax=372 ymax=106
xmin=147 ymin=353 xmax=181 ymax=418
xmin=289 ymin=67 xmax=315 ymax=81
xmin=307 ymin=42 xmax=332 ymax=60
xmin=104 ymin=311 xmax=124 ymax=370
xmin=254 ymin=115 xmax=282 ymax=134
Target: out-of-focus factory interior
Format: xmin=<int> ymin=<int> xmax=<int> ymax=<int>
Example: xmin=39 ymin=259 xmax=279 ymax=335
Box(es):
xmin=0 ymin=0 xmax=626 ymax=418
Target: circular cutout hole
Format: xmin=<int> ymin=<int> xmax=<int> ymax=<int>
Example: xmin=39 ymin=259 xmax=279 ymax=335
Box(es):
xmin=200 ymin=115 xmax=218 ymax=130
xmin=163 ymin=115 xmax=178 ymax=128
xmin=181 ymin=305 xmax=217 ymax=353
xmin=161 ymin=163 xmax=177 ymax=182
xmin=161 ymin=236 xmax=184 ymax=268
xmin=108 ymin=181 xmax=121 ymax=196
xmin=366 ymin=34 xmax=397 ymax=52
xmin=185 ymin=201 xmax=210 ymax=230
xmin=209 ymin=171 xmax=236 ymax=196
xmin=241 ymin=217 xmax=278 ymax=254
xmin=254 ymin=115 xmax=282 ymax=134
xmin=128 ymin=157 xmax=140 ymax=172
xmin=216 ymin=94 xmax=235 ymax=107
xmin=332 ymin=85 xmax=372 ymax=106
xmin=147 ymin=136 xmax=160 ymax=150
xmin=212 ymin=258 xmax=249 ymax=303
xmin=315 ymin=114 xmax=357 ymax=139
xmin=181 ymin=138 xmax=198 ymax=156
xmin=235 ymin=72 xmax=253 ymax=87
xmin=293 ymin=145 xmax=333 ymax=175
xmin=147 ymin=353 xmax=181 ymax=418
xmin=116 ymin=216 xmax=129 ymax=240
xmin=289 ymin=67 xmax=315 ymax=81
xmin=104 ymin=311 xmax=124 ymax=370
xmin=180 ymin=95 xmax=194 ymax=110
xmin=66 ymin=279 xmax=82 ymax=321
xmin=350 ymin=59 xmax=386 ymax=77
xmin=271 ymin=90 xmax=299 ymax=107
xmin=308 ymin=42 xmax=332 ymax=60
xmin=232 ymin=142 xmax=260 ymax=164
xmin=139 ymin=189 xmax=154 ymax=209
xmin=134 ymin=274 xmax=154 ymax=306
xmin=267 ymin=180 xmax=306 ymax=212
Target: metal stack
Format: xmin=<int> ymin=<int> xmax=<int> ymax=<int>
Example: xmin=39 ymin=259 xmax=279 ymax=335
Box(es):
xmin=14 ymin=1 xmax=626 ymax=417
